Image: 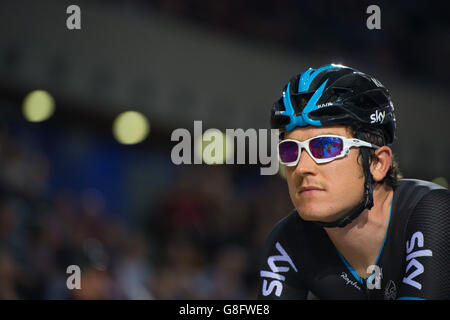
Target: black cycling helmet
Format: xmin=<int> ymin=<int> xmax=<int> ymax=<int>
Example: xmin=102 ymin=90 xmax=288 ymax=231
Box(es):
xmin=271 ymin=64 xmax=396 ymax=144
xmin=272 ymin=64 xmax=397 ymax=228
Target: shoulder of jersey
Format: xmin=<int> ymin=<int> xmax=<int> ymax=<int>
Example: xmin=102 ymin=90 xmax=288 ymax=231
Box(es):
xmin=399 ymin=178 xmax=447 ymax=191
xmin=394 ymin=178 xmax=449 ymax=213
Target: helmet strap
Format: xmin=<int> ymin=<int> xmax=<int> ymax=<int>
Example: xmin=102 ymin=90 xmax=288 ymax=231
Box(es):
xmin=313 ymin=131 xmax=374 ymax=228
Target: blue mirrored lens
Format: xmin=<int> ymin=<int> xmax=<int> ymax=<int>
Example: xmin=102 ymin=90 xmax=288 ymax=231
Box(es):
xmin=309 ymin=137 xmax=343 ymax=159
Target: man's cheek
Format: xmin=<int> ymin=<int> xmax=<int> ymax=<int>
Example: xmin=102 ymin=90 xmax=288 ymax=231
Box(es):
xmin=285 ymin=173 xmax=295 ymax=189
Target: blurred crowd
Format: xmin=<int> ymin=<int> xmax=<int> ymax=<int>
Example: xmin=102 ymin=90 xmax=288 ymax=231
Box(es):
xmin=0 ymin=113 xmax=292 ymax=299
xmin=103 ymin=0 xmax=450 ymax=85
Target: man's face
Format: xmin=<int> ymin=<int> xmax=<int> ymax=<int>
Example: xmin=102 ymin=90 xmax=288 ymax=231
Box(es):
xmin=283 ymin=125 xmax=365 ymax=223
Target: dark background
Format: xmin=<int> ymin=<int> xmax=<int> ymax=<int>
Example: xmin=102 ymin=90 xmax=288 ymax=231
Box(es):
xmin=0 ymin=0 xmax=449 ymax=299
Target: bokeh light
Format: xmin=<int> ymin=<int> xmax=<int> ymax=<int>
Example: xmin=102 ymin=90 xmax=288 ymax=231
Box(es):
xmin=22 ymin=90 xmax=55 ymax=122
xmin=278 ymin=163 xmax=286 ymax=180
xmin=432 ymin=177 xmax=449 ymax=189
xmin=113 ymin=111 xmax=150 ymax=145
xmin=195 ymin=129 xmax=233 ymax=165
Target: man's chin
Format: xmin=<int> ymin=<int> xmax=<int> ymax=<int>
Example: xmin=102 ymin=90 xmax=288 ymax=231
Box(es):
xmin=296 ymin=208 xmax=343 ymax=223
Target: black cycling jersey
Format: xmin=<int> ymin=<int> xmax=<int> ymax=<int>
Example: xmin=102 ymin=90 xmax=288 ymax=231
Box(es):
xmin=257 ymin=179 xmax=450 ymax=300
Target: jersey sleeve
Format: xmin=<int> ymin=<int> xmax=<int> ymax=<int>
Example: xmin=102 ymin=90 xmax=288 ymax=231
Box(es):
xmin=257 ymin=215 xmax=309 ymax=300
xmin=397 ymin=189 xmax=450 ymax=300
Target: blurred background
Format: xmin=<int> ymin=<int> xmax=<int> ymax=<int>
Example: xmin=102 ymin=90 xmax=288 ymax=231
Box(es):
xmin=0 ymin=0 xmax=449 ymax=299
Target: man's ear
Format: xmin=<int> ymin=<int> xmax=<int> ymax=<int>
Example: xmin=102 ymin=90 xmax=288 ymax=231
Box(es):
xmin=370 ymin=146 xmax=392 ymax=182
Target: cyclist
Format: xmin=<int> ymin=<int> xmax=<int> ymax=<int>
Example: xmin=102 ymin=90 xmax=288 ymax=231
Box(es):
xmin=258 ymin=64 xmax=450 ymax=299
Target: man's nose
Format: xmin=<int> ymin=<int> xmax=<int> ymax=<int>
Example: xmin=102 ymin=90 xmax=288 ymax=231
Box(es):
xmin=294 ymin=149 xmax=317 ymax=176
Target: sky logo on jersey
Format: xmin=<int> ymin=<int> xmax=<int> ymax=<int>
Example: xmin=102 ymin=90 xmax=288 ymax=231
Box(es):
xmin=260 ymin=242 xmax=298 ymax=297
xmin=402 ymin=231 xmax=433 ymax=290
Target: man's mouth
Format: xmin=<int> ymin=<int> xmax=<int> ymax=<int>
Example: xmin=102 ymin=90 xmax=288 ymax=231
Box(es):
xmin=298 ymin=186 xmax=325 ymax=194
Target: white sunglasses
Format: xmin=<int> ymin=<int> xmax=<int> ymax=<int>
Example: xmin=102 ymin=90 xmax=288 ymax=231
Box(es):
xmin=278 ymin=134 xmax=380 ymax=166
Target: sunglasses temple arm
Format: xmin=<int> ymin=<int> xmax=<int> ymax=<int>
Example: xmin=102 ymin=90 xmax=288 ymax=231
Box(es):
xmin=349 ymin=140 xmax=380 ymax=150
xmin=364 ymin=141 xmax=381 ymax=149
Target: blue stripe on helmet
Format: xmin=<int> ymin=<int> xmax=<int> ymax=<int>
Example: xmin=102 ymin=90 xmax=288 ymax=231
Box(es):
xmin=301 ymin=79 xmax=328 ymax=126
xmin=298 ymin=68 xmax=315 ymax=92
xmin=282 ymin=64 xmax=345 ymax=131
xmin=282 ymin=82 xmax=306 ymax=131
xmin=298 ymin=64 xmax=343 ymax=93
